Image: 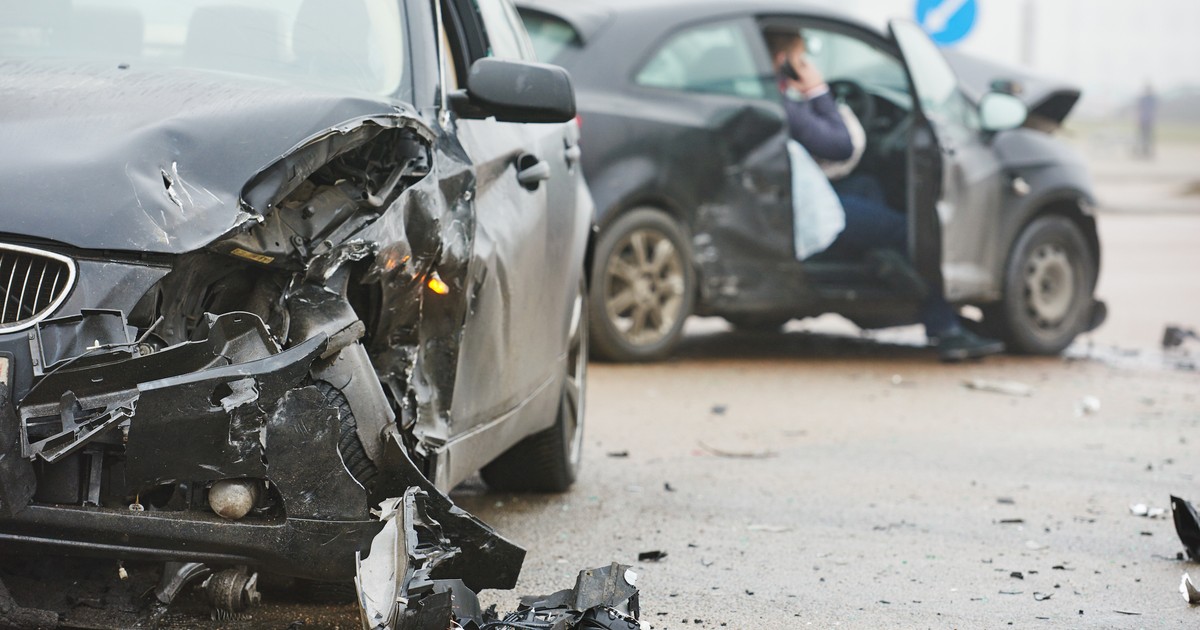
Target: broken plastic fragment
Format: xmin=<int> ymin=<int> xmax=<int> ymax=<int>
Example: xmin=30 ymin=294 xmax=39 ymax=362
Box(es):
xmin=1163 ymin=325 xmax=1199 ymax=349
xmin=637 ymin=551 xmax=667 ymax=562
xmin=1171 ymin=496 xmax=1200 ymax=561
xmin=963 ymin=378 xmax=1034 ymax=397
xmin=697 ymin=442 xmax=777 ymax=459
xmin=1181 ymin=573 xmax=1200 ymax=605
xmin=1130 ymin=503 xmax=1168 ymax=519
xmin=1074 ymin=396 xmax=1101 ymax=417
xmin=747 ymin=524 xmax=792 ymax=533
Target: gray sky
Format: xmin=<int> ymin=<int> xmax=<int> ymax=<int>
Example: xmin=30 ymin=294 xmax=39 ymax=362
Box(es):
xmin=840 ymin=0 xmax=1200 ymax=117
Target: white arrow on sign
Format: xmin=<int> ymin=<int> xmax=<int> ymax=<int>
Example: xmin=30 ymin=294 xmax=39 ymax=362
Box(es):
xmin=923 ymin=0 xmax=972 ymax=33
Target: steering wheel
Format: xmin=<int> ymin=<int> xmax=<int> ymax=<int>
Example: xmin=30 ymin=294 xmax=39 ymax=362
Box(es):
xmin=828 ymin=79 xmax=877 ymax=129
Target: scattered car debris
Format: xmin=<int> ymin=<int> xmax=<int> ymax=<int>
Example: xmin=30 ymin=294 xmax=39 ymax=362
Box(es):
xmin=998 ymin=519 xmax=1026 ymax=525
xmin=607 ymin=451 xmax=631 ymax=458
xmin=1074 ymin=396 xmax=1102 ymax=417
xmin=1033 ymin=592 xmax=1053 ymax=601
xmin=1181 ymin=574 xmax=1200 ymax=605
xmin=747 ymin=524 xmax=792 ymax=533
xmin=1162 ymin=325 xmax=1199 ymax=349
xmin=664 ymin=482 xmax=676 ymax=492
xmin=357 ymin=490 xmax=641 ymax=630
xmin=997 ymin=497 xmax=1017 ymax=505
xmin=637 ymin=551 xmax=668 ymax=563
xmin=710 ymin=405 xmax=728 ymax=416
xmin=1010 ymin=572 xmax=1025 ymax=580
xmin=963 ymin=379 xmax=1035 ymax=397
xmin=1113 ymin=610 xmax=1142 ymax=616
xmin=1131 ymin=503 xmax=1169 ymax=519
xmin=697 ymin=442 xmax=777 ymax=459
xmin=1171 ymin=496 xmax=1200 ymax=560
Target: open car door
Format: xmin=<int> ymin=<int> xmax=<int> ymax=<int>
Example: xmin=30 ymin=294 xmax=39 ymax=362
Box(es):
xmin=888 ymin=20 xmax=953 ymax=295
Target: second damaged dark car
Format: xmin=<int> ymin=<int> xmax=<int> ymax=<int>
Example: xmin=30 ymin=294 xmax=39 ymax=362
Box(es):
xmin=0 ymin=0 xmax=591 ymax=618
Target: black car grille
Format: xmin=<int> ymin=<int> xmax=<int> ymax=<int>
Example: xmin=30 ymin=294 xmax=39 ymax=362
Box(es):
xmin=0 ymin=244 xmax=75 ymax=333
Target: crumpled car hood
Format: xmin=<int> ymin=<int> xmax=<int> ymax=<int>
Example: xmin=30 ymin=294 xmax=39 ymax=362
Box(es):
xmin=944 ymin=50 xmax=1081 ymax=127
xmin=0 ymin=59 xmax=409 ymax=254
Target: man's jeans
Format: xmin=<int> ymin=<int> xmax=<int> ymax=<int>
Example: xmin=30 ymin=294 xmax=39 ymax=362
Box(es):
xmin=821 ymin=183 xmax=960 ymax=337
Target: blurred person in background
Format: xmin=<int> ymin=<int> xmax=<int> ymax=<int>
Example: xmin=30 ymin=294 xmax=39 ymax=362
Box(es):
xmin=1136 ymin=83 xmax=1157 ymax=160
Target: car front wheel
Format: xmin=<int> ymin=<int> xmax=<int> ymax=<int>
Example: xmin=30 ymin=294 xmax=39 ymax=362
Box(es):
xmin=481 ymin=281 xmax=586 ymax=492
xmin=588 ymin=208 xmax=695 ymax=362
xmin=990 ymin=215 xmax=1097 ymax=355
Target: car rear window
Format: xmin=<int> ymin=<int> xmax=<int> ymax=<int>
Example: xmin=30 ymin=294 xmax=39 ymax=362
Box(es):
xmin=635 ymin=21 xmax=767 ymax=100
xmin=518 ymin=9 xmax=581 ymax=63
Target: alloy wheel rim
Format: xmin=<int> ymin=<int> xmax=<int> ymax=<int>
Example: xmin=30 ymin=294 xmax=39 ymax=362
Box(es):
xmin=1023 ymin=243 xmax=1075 ymax=328
xmin=603 ymin=229 xmax=685 ymax=347
xmin=564 ymin=288 xmax=586 ymax=468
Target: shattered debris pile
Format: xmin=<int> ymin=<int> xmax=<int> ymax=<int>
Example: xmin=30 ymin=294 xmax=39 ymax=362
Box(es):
xmin=358 ymin=489 xmax=641 ymax=630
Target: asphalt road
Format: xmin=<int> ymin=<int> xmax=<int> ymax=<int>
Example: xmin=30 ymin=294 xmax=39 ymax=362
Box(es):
xmin=454 ymin=210 xmax=1200 ymax=629
xmin=10 ymin=190 xmax=1200 ymax=629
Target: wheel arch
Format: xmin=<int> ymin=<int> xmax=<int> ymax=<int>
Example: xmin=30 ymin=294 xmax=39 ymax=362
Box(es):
xmin=586 ymin=193 xmax=693 ymax=291
xmin=994 ymin=188 xmax=1102 ymax=299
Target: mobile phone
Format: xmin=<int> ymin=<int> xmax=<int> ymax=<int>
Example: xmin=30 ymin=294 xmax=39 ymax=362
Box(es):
xmin=780 ymin=60 xmax=801 ymax=81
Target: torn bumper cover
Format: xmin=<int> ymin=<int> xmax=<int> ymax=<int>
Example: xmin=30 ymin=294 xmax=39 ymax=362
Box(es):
xmin=0 ymin=309 xmax=521 ymax=588
xmin=358 ymin=488 xmax=640 ymax=630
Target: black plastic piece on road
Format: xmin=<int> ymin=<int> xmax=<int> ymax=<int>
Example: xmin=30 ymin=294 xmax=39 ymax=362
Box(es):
xmin=1171 ymin=495 xmax=1200 ymax=560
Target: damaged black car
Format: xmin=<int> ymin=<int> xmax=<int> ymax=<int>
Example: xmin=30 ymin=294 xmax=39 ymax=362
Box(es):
xmin=519 ymin=0 xmax=1107 ymax=362
xmin=0 ymin=0 xmax=591 ymax=619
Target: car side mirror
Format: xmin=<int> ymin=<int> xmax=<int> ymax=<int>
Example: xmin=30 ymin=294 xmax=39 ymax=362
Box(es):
xmin=979 ymin=92 xmax=1029 ymax=132
xmin=451 ymin=58 xmax=576 ymax=124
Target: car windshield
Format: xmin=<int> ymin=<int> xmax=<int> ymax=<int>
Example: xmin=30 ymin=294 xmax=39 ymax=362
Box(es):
xmin=0 ymin=0 xmax=408 ymax=96
xmin=518 ymin=9 xmax=580 ymax=63
xmin=802 ymin=28 xmax=912 ymax=107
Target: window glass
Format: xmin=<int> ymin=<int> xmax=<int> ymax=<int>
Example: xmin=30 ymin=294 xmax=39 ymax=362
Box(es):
xmin=635 ymin=21 xmax=766 ymax=99
xmin=890 ymin=21 xmax=958 ymax=115
xmin=890 ymin=21 xmax=977 ymax=133
xmin=0 ymin=0 xmax=408 ymax=96
xmin=517 ymin=9 xmax=579 ymax=63
xmin=474 ymin=0 xmax=534 ymax=60
xmin=800 ymin=29 xmax=908 ymax=96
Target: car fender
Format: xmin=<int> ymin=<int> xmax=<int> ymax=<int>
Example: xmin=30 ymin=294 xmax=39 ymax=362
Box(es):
xmin=586 ymin=154 xmax=682 ymax=229
xmin=991 ymin=164 xmax=1101 ymax=295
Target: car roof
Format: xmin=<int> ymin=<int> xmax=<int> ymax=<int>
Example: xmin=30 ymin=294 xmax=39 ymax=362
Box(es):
xmin=516 ymin=0 xmax=878 ymax=44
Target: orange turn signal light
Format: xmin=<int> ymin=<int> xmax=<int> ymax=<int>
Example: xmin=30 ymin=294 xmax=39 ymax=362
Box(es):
xmin=427 ymin=273 xmax=450 ymax=295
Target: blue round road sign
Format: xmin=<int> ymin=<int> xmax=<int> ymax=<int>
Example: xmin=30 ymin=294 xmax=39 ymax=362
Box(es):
xmin=915 ymin=0 xmax=978 ymax=46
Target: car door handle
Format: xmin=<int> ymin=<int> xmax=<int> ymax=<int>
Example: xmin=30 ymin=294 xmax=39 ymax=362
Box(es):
xmin=564 ymin=144 xmax=582 ymax=167
xmin=516 ymin=154 xmax=551 ymax=191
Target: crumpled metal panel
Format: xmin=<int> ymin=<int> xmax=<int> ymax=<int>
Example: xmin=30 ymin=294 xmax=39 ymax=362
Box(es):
xmin=0 ymin=58 xmax=418 ymax=253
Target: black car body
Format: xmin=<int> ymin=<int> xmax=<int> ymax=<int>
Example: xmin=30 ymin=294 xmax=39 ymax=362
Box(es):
xmin=518 ymin=0 xmax=1106 ymax=361
xmin=0 ymin=0 xmax=590 ymax=596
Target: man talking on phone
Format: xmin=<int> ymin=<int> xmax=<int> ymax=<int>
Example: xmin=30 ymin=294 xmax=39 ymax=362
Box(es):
xmin=766 ymin=27 xmax=1005 ymax=362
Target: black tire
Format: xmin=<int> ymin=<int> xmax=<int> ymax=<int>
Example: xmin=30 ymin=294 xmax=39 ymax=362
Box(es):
xmin=298 ymin=381 xmax=378 ymax=604
xmin=725 ymin=315 xmax=791 ymax=333
xmin=313 ymin=380 xmax=378 ymax=492
xmin=989 ymin=215 xmax=1097 ymax=355
xmin=588 ymin=208 xmax=695 ymax=362
xmin=482 ymin=282 xmax=587 ymax=492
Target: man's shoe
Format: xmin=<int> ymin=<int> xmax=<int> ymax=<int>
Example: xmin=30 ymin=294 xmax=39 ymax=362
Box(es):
xmin=932 ymin=329 xmax=1005 ymax=362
